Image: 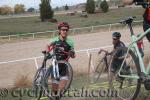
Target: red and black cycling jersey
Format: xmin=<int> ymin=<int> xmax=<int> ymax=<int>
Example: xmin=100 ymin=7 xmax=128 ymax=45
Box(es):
xmin=48 ymin=37 xmax=75 ymax=61
xmin=134 ymin=0 xmax=150 ymax=23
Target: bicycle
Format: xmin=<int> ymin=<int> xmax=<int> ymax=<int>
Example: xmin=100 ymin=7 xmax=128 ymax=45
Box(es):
xmin=33 ymin=47 xmax=73 ymax=100
xmin=93 ymin=49 xmax=111 ymax=84
xmin=108 ymin=14 xmax=150 ymax=100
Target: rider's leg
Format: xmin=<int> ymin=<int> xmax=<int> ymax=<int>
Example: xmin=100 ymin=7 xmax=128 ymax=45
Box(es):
xmin=122 ymin=62 xmax=133 ymax=86
xmin=58 ymin=63 xmax=69 ymax=92
xmin=59 ymin=76 xmax=68 ymax=90
xmin=109 ymin=62 xmax=117 ymax=88
xmin=143 ymin=21 xmax=150 ymax=42
xmin=52 ymin=80 xmax=59 ymax=96
xmin=48 ymin=66 xmax=59 ymax=96
xmin=139 ymin=48 xmax=144 ymax=58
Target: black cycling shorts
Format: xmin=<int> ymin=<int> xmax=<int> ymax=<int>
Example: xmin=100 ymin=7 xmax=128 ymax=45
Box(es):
xmin=47 ymin=63 xmax=68 ymax=77
xmin=143 ymin=21 xmax=150 ymax=42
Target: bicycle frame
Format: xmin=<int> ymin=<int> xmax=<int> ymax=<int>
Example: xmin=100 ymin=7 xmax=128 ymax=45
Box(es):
xmin=117 ymin=21 xmax=150 ymax=79
xmin=51 ymin=55 xmax=60 ymax=79
xmin=48 ymin=47 xmax=70 ymax=80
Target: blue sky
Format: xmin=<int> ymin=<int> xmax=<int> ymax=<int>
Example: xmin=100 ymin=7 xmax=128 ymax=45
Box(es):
xmin=0 ymin=0 xmax=86 ymax=9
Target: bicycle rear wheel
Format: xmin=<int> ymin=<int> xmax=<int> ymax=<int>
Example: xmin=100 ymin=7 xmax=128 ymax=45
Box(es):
xmin=108 ymin=47 xmax=141 ymax=100
xmin=44 ymin=60 xmax=73 ymax=100
xmin=33 ymin=67 xmax=46 ymax=100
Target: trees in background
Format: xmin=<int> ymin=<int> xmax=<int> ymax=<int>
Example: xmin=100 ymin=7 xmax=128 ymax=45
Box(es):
xmin=100 ymin=0 xmax=109 ymax=13
xmin=65 ymin=4 xmax=69 ymax=10
xmin=86 ymin=0 xmax=95 ymax=14
xmin=14 ymin=4 xmax=25 ymax=14
xmin=0 ymin=6 xmax=13 ymax=15
xmin=40 ymin=0 xmax=54 ymax=21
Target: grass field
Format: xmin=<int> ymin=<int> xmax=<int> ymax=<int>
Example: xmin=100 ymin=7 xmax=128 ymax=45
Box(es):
xmin=0 ymin=75 xmax=150 ymax=100
xmin=0 ymin=7 xmax=144 ymax=35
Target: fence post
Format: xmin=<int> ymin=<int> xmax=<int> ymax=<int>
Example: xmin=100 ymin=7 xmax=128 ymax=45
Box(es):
xmin=109 ymin=24 xmax=112 ymax=31
xmin=86 ymin=50 xmax=94 ymax=83
xmin=9 ymin=35 xmax=11 ymax=41
xmin=32 ymin=33 xmax=35 ymax=39
xmin=72 ymin=29 xmax=76 ymax=35
xmin=34 ymin=57 xmax=38 ymax=69
xmin=53 ymin=31 xmax=55 ymax=38
xmin=91 ymin=26 xmax=94 ymax=32
xmin=17 ymin=34 xmax=20 ymax=40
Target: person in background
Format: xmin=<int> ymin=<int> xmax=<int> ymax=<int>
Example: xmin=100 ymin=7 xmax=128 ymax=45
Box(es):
xmin=137 ymin=33 xmax=144 ymax=58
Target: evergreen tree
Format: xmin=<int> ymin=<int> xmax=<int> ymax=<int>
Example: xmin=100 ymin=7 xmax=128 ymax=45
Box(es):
xmin=40 ymin=0 xmax=54 ymax=21
xmin=65 ymin=4 xmax=69 ymax=10
xmin=86 ymin=0 xmax=95 ymax=14
xmin=100 ymin=0 xmax=109 ymax=13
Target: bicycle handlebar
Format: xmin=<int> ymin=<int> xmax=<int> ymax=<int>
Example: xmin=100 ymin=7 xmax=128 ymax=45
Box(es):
xmin=135 ymin=2 xmax=150 ymax=8
xmin=98 ymin=49 xmax=109 ymax=55
xmin=42 ymin=46 xmax=71 ymax=61
xmin=119 ymin=16 xmax=136 ymax=25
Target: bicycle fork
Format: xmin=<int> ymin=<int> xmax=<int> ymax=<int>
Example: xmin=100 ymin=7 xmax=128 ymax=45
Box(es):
xmin=52 ymin=59 xmax=60 ymax=80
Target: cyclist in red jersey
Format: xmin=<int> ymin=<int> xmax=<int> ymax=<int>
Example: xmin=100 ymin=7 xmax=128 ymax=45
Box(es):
xmin=122 ymin=0 xmax=150 ymax=42
xmin=137 ymin=33 xmax=144 ymax=57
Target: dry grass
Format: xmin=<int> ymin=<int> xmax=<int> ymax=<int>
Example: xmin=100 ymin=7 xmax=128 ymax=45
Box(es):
xmin=13 ymin=74 xmax=32 ymax=88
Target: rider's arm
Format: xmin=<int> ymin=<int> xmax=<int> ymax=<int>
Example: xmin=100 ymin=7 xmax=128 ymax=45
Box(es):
xmin=141 ymin=40 xmax=144 ymax=50
xmin=108 ymin=51 xmax=113 ymax=55
xmin=46 ymin=42 xmax=55 ymax=53
xmin=46 ymin=44 xmax=53 ymax=52
xmin=98 ymin=49 xmax=111 ymax=55
xmin=122 ymin=0 xmax=134 ymax=5
xmin=67 ymin=38 xmax=76 ymax=58
xmin=122 ymin=0 xmax=142 ymax=5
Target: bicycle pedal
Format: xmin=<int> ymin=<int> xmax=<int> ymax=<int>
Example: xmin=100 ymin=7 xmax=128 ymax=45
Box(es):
xmin=140 ymin=72 xmax=150 ymax=82
xmin=144 ymin=80 xmax=150 ymax=90
xmin=95 ymin=70 xmax=100 ymax=73
xmin=55 ymin=96 xmax=60 ymax=100
xmin=55 ymin=77 xmax=60 ymax=81
xmin=116 ymin=76 xmax=124 ymax=83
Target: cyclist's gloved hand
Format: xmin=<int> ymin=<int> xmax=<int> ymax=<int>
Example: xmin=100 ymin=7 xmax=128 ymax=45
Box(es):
xmin=98 ymin=49 xmax=109 ymax=55
xmin=69 ymin=50 xmax=75 ymax=57
xmin=46 ymin=52 xmax=52 ymax=60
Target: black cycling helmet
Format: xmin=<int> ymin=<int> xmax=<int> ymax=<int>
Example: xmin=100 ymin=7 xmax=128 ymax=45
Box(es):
xmin=112 ymin=32 xmax=121 ymax=39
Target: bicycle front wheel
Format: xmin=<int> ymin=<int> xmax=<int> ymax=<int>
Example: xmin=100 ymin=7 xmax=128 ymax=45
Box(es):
xmin=108 ymin=47 xmax=141 ymax=100
xmin=44 ymin=60 xmax=73 ymax=99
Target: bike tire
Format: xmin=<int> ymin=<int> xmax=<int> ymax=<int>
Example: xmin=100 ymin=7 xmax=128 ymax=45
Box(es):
xmin=93 ymin=56 xmax=108 ymax=83
xmin=33 ymin=67 xmax=45 ymax=100
xmin=108 ymin=47 xmax=141 ymax=100
xmin=44 ymin=60 xmax=73 ymax=100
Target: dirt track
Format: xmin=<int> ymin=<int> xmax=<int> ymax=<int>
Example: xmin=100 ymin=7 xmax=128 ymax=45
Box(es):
xmin=0 ymin=26 xmax=150 ymax=88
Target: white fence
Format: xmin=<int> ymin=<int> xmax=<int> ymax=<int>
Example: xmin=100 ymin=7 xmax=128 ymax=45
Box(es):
xmin=0 ymin=41 xmax=149 ymax=70
xmin=0 ymin=45 xmax=113 ymax=69
xmin=0 ymin=20 xmax=143 ymax=41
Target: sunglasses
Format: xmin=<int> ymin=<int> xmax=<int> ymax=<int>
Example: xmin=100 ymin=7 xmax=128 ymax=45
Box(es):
xmin=61 ymin=29 xmax=69 ymax=32
xmin=113 ymin=38 xmax=118 ymax=40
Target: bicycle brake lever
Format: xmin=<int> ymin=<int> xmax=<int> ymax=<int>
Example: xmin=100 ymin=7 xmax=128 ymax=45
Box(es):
xmin=119 ymin=20 xmax=126 ymax=25
xmin=42 ymin=50 xmax=47 ymax=54
xmin=119 ymin=16 xmax=136 ymax=25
